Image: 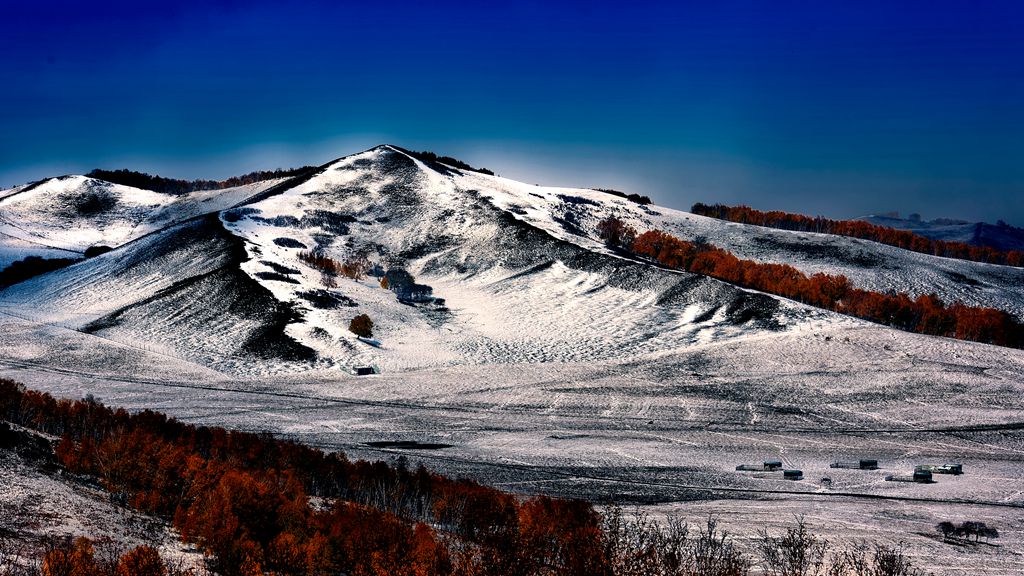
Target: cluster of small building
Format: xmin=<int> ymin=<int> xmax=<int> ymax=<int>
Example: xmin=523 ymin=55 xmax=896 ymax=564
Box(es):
xmin=886 ymin=463 xmax=964 ymax=484
xmin=735 ymin=458 xmax=963 ymax=485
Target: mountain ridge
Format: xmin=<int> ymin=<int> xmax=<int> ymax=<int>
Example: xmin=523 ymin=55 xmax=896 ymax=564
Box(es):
xmin=1 ymin=145 xmax=1023 ymax=376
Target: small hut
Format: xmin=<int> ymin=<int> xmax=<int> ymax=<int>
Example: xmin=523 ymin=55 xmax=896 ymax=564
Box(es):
xmin=913 ymin=469 xmax=933 ymax=483
xmin=887 ymin=469 xmax=933 ymax=483
xmin=783 ymin=469 xmax=803 ymax=481
xmin=736 ymin=460 xmax=783 ymax=472
xmin=830 ymin=458 xmax=878 ymax=470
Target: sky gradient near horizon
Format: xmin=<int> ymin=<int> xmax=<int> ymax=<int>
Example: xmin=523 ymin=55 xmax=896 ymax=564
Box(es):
xmin=2 ymin=1 xmax=1022 ymax=224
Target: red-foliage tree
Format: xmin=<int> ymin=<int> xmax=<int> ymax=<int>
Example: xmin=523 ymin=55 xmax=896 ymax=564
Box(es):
xmin=42 ymin=537 xmax=101 ymax=576
xmin=691 ymin=202 xmax=1024 ymax=268
xmin=1 ymin=379 xmax=629 ymax=576
xmin=115 ymin=546 xmax=166 ymax=576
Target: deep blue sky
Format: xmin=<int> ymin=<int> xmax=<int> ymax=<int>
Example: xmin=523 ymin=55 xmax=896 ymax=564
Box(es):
xmin=3 ymin=1 xmax=1022 ymax=224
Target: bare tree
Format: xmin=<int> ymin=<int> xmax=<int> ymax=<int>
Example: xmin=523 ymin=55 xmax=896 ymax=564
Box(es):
xmin=757 ymin=516 xmax=829 ymax=576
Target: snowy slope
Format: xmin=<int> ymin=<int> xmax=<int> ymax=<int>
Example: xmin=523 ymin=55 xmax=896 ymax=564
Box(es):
xmin=0 ymin=147 xmax=807 ymax=374
xmin=1 ymin=145 xmax=1023 ymax=376
xmin=0 ymin=175 xmax=285 ymax=267
xmin=217 ymin=146 xmax=809 ymax=373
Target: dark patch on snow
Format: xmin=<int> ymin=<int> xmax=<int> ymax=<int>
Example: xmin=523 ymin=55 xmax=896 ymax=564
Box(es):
xmin=222 ymin=207 xmax=259 ymax=222
xmin=499 ymin=261 xmax=557 ymax=282
xmin=310 ymin=233 xmax=334 ymax=248
xmin=376 ymin=147 xmax=420 ymax=174
xmin=944 ymin=270 xmax=981 ymax=287
xmin=417 ymin=303 xmax=453 ymax=328
xmin=300 ymin=210 xmax=356 ymax=235
xmin=239 ymin=299 xmax=314 ymax=361
xmin=385 ymin=146 xmax=455 ymax=177
xmin=383 ymin=269 xmax=434 ymax=302
xmin=255 ymin=271 xmax=300 ymax=284
xmin=751 ymin=236 xmax=884 ymax=268
xmin=553 ymin=211 xmax=588 ymax=237
xmin=60 ymin=183 xmax=118 ymax=216
xmin=365 ymin=440 xmax=453 ymax=450
xmin=378 ymin=182 xmax=423 ymax=211
xmin=0 ymin=422 xmax=56 ymax=467
xmin=296 ymin=289 xmax=356 ymax=309
xmin=253 ymin=214 xmax=301 ymax=227
xmin=395 ymin=235 xmax=459 ymax=261
xmin=84 ymin=245 xmax=114 ymax=258
xmin=261 ymin=261 xmax=301 ymax=275
xmin=0 ymin=256 xmax=83 ymax=289
xmin=273 ymin=237 xmax=307 ymax=249
xmin=725 ymin=292 xmax=783 ymax=329
xmin=557 ymin=194 xmax=599 ymax=206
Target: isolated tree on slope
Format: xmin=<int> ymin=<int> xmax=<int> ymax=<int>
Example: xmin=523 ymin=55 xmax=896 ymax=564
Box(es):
xmin=349 ymin=314 xmax=373 ymax=338
xmin=596 ymin=217 xmax=637 ymax=249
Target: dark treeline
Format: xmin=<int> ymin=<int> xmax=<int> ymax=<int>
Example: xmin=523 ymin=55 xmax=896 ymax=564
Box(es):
xmin=86 ymin=167 xmax=318 ymax=195
xmin=598 ymin=217 xmax=1024 ymax=348
xmin=0 ymin=255 xmax=81 ymax=289
xmin=401 ymin=150 xmax=495 ymax=176
xmin=691 ymin=203 xmax=1024 ymax=268
xmin=593 ymin=189 xmax=652 ymax=206
xmin=0 ymin=380 xmax=929 ymax=576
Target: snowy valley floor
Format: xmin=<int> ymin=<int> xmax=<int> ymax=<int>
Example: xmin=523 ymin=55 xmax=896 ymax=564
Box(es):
xmin=1 ymin=314 xmax=1022 ymax=575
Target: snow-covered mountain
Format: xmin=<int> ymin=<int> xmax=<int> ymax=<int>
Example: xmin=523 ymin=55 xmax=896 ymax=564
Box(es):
xmin=2 ymin=145 xmax=1023 ymax=376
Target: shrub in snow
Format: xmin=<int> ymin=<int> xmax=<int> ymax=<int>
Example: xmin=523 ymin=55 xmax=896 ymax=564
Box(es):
xmin=349 ymin=314 xmax=373 ymax=338
xmin=596 ymin=217 xmax=637 ymax=249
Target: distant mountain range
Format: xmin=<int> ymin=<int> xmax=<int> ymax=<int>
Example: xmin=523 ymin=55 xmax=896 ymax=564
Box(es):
xmin=860 ymin=213 xmax=1024 ymax=252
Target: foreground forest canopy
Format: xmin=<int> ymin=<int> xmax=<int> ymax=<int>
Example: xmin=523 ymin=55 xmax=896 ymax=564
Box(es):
xmin=0 ymin=380 xmax=929 ymax=576
xmin=691 ymin=203 xmax=1024 ymax=268
xmin=598 ymin=217 xmax=1024 ymax=348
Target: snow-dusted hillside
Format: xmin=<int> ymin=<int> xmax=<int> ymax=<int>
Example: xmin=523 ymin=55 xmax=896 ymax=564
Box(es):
xmin=0 ymin=175 xmax=285 ymax=267
xmin=2 ymin=145 xmax=1023 ymax=375
xmin=0 ymin=147 xmax=806 ymax=374
xmin=539 ymin=191 xmax=1024 ymax=319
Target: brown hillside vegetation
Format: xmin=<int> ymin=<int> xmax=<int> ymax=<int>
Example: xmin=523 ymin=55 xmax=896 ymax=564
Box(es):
xmin=691 ymin=203 xmax=1024 ymax=268
xmin=599 ymin=218 xmax=1023 ymax=348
